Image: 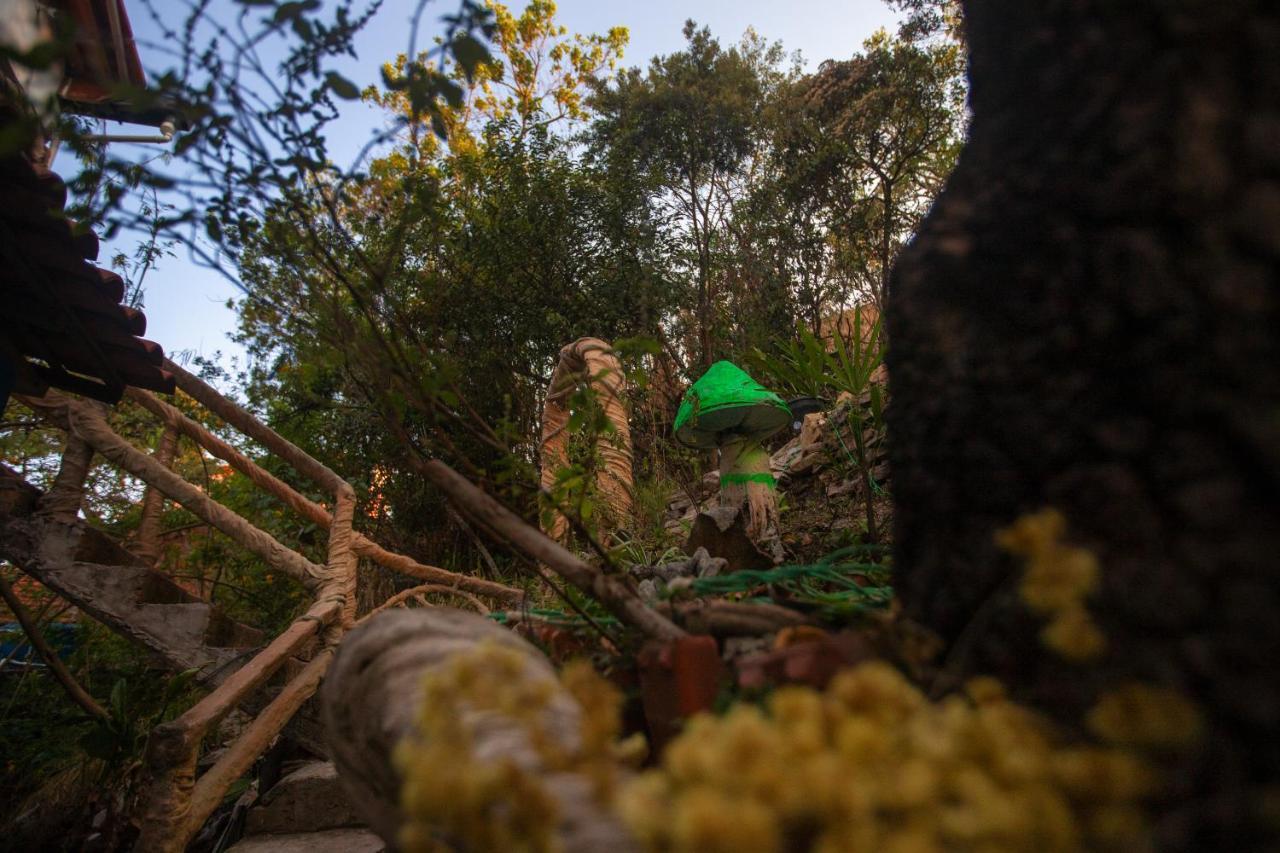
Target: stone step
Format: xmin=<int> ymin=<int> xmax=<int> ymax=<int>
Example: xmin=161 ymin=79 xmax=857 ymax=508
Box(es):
xmin=225 ymin=828 xmax=385 ymax=853
xmin=245 ymin=762 xmax=364 ymax=836
xmin=0 ymin=463 xmax=266 ymax=684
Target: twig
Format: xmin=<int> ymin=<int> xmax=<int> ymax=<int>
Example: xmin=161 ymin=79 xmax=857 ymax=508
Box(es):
xmin=447 ymin=506 xmax=500 ymax=579
xmin=411 ymin=456 xmax=686 ymax=642
xmin=0 ymin=574 xmax=107 ymax=720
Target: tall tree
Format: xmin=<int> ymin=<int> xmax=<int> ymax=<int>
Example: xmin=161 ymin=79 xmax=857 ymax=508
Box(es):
xmin=232 ymin=3 xmax=669 ymax=546
xmin=590 ymin=22 xmax=771 ymax=368
xmin=887 ymin=0 xmax=1279 ymax=845
xmin=785 ymin=29 xmax=964 ymax=313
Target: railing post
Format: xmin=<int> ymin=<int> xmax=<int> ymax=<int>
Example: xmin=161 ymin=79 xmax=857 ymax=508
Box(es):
xmin=135 ymin=425 xmax=178 ymax=565
xmin=135 ymin=722 xmax=199 ymax=853
xmin=36 ymin=403 xmax=103 ymax=522
xmin=324 ymin=485 xmax=358 ymax=631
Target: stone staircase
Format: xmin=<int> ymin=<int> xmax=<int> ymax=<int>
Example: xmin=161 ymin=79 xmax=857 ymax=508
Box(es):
xmin=0 ymin=463 xmax=263 ymax=682
xmin=1 ymin=376 xmax=517 ymax=850
xmin=226 ymin=762 xmax=383 ymax=852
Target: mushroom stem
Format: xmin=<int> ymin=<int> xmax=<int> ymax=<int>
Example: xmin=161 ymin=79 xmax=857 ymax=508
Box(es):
xmin=718 ymin=438 xmax=778 ymax=542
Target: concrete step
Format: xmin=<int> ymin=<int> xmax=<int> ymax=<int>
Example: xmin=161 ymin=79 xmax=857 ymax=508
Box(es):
xmin=0 ymin=467 xmax=265 ymax=684
xmin=245 ymin=762 xmax=363 ymax=836
xmin=225 ymin=828 xmax=385 ymax=853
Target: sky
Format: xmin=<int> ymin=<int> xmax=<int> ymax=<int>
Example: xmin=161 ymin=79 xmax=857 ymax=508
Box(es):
xmin=69 ymin=0 xmax=901 ymax=372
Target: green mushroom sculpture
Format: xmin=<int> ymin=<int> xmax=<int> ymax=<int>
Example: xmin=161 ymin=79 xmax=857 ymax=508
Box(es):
xmin=674 ymin=361 xmax=792 ymax=544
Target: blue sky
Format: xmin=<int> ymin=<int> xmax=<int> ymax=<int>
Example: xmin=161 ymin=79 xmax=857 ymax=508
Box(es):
xmin=74 ymin=0 xmax=900 ymax=372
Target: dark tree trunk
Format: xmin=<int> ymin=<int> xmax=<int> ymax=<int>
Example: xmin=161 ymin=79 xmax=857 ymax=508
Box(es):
xmin=886 ymin=1 xmax=1279 ymax=847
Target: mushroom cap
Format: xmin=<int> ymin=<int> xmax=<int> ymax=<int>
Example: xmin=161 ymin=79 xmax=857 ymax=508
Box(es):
xmin=674 ymin=361 xmax=792 ymax=450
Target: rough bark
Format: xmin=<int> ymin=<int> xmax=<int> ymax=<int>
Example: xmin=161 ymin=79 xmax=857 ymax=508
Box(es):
xmin=320 ymin=608 xmax=636 ymax=852
xmin=37 ymin=431 xmax=95 ymax=522
xmin=887 ymin=1 xmax=1280 ymax=846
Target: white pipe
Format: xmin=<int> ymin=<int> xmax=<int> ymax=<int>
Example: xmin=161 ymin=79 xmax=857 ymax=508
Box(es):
xmin=80 ymin=119 xmax=175 ymax=145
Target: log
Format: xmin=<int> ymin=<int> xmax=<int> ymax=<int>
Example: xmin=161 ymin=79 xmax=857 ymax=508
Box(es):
xmin=321 ymin=609 xmax=637 ymax=852
xmin=415 ymin=457 xmax=684 ymax=642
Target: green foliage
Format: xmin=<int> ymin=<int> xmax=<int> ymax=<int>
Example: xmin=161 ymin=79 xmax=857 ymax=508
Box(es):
xmin=77 ymin=668 xmax=200 ymax=767
xmin=748 ymin=309 xmax=884 ymax=403
xmin=750 ymin=308 xmax=888 ymax=542
xmin=0 ymin=625 xmax=202 ymax=842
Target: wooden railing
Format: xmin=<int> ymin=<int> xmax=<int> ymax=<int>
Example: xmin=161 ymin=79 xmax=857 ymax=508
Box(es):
xmin=15 ymin=360 xmax=522 ymax=851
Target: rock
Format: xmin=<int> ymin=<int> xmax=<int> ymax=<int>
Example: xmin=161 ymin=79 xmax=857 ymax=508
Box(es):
xmin=688 ymin=547 xmax=727 ymax=578
xmin=225 ymin=828 xmax=386 ymax=852
xmin=722 ymin=635 xmax=772 ymax=662
xmin=245 ymin=762 xmax=363 ymax=835
xmin=826 ymin=479 xmax=857 ymax=498
xmin=686 ymin=507 xmax=775 ymax=572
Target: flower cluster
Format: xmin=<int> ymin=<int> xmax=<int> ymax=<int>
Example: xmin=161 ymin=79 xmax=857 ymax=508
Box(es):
xmin=395 ymin=641 xmax=564 ymax=853
xmin=397 ymin=512 xmax=1203 ymax=853
xmin=997 ymin=509 xmax=1106 ymax=661
xmin=1087 ymin=682 xmax=1201 ymax=752
xmin=617 ymin=662 xmax=1165 ymax=853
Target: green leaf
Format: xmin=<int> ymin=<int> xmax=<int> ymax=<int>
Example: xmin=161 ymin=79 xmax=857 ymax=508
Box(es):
xmin=450 ymin=34 xmax=491 ymax=79
xmin=325 ymin=72 xmax=360 ymax=100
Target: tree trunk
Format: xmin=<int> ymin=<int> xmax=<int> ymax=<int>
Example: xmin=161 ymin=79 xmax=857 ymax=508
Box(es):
xmin=886 ymin=1 xmax=1279 ymax=847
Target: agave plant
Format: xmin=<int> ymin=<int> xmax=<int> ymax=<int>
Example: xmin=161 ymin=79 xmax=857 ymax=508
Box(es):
xmin=748 ymin=307 xmax=886 ymax=541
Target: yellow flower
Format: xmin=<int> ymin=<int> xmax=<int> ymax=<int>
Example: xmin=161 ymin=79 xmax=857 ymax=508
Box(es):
xmin=1021 ymin=548 xmax=1099 ymax=613
xmin=995 ymin=508 xmax=1067 ymax=558
xmin=670 ymin=787 xmax=779 ymax=853
xmin=965 ymin=676 xmax=1007 ymax=705
xmin=1041 ymin=606 xmax=1107 ymax=662
xmin=1087 ymin=683 xmax=1201 ymax=750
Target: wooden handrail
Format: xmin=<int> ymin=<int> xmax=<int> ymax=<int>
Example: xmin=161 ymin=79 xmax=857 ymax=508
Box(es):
xmin=21 ymin=392 xmax=326 ymax=590
xmin=188 ymin=649 xmax=334 ymax=827
xmin=172 ymin=599 xmax=339 ymax=737
xmin=15 ymin=370 xmax=535 ymax=850
xmin=136 ymin=644 xmax=337 ymax=852
xmin=163 ymin=358 xmax=350 ymax=496
xmin=126 ymin=388 xmax=523 ymax=603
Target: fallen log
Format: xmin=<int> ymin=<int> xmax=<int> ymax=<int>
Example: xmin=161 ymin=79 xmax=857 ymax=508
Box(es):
xmin=320 ymin=608 xmax=637 ymax=852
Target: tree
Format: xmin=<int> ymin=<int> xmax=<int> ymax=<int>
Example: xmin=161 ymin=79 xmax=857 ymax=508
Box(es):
xmin=783 ymin=29 xmax=964 ymax=313
xmin=887 ymin=0 xmax=1280 ymax=844
xmin=235 ymin=130 xmax=675 ymax=553
xmin=369 ymin=0 xmax=628 ymax=159
xmin=590 ymin=22 xmax=775 ymax=369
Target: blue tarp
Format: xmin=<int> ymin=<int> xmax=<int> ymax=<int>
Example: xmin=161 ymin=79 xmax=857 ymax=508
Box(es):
xmin=0 ymin=621 xmax=82 ymax=668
